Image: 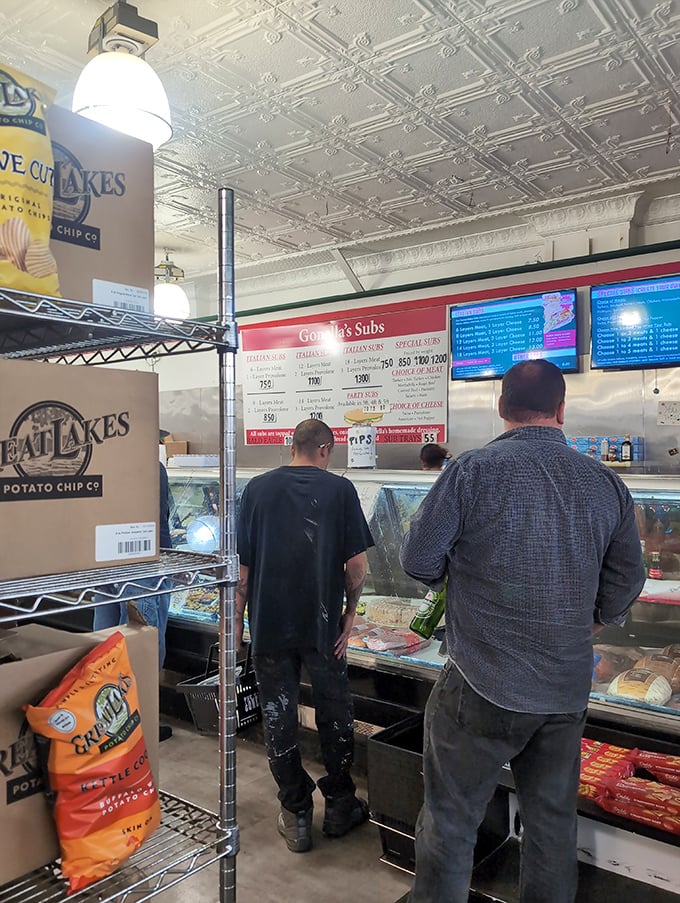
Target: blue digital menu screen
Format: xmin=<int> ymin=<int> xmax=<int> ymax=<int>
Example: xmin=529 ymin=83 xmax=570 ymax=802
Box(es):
xmin=591 ymin=276 xmax=680 ymax=370
xmin=450 ymin=289 xmax=578 ymax=380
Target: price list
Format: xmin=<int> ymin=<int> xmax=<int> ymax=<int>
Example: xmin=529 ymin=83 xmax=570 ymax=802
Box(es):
xmin=240 ymin=306 xmax=449 ymax=444
xmin=592 ymin=290 xmax=680 ymax=369
xmin=455 ymin=309 xmax=543 ymax=360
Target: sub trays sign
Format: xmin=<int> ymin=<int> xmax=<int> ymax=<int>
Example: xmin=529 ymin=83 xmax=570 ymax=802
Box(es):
xmin=0 ymin=402 xmax=128 ymax=501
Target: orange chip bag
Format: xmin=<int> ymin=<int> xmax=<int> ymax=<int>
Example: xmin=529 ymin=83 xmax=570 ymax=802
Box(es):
xmin=25 ymin=631 xmax=160 ymax=893
xmin=0 ymin=65 xmax=60 ymax=296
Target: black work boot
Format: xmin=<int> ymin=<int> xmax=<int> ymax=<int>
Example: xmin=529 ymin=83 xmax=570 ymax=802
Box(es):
xmin=277 ymin=805 xmax=313 ymax=852
xmin=322 ymin=794 xmax=369 ymax=837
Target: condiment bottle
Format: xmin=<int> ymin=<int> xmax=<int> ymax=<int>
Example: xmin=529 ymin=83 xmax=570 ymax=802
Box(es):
xmin=621 ymin=435 xmax=632 ymax=462
xmin=649 ymin=551 xmax=664 ymax=580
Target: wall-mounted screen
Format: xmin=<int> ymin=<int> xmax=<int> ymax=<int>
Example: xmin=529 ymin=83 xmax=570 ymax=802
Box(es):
xmin=450 ymin=289 xmax=578 ymax=380
xmin=591 ymin=276 xmax=680 ymax=371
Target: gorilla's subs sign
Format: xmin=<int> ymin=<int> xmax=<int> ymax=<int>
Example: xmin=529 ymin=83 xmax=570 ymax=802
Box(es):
xmin=240 ymin=305 xmax=448 ymax=445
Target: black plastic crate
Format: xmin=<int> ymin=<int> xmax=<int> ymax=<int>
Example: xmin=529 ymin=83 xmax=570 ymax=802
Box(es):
xmin=368 ymin=712 xmax=510 ymax=874
xmin=368 ymin=712 xmax=424 ymax=835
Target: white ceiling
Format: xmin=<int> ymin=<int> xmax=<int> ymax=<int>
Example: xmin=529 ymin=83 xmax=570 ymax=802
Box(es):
xmin=4 ymin=0 xmax=680 ymax=283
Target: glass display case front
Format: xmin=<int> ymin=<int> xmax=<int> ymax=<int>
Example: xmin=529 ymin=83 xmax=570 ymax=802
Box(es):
xmin=166 ymin=467 xmax=680 ymax=734
xmin=590 ymin=478 xmax=680 ymax=732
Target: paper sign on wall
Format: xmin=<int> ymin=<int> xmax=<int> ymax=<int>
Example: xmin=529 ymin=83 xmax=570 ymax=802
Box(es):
xmin=347 ymin=425 xmax=377 ymax=468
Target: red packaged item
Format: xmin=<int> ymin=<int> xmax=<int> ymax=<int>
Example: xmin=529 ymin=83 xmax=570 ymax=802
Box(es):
xmin=579 ymin=739 xmax=635 ymax=799
xmin=633 ymin=749 xmax=680 ymax=787
xmin=597 ymin=796 xmax=680 ymax=836
xmin=604 ymin=776 xmax=680 ymax=815
xmin=25 ymin=632 xmax=161 ymax=893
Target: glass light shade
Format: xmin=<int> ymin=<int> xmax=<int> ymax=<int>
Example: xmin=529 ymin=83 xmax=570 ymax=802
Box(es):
xmin=154 ymin=281 xmax=191 ymax=319
xmin=186 ymin=516 xmax=220 ymax=554
xmin=72 ymin=51 xmax=172 ymax=151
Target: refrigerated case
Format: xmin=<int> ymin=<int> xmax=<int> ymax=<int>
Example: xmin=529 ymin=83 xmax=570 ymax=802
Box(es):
xmin=167 ymin=468 xmax=680 ymax=735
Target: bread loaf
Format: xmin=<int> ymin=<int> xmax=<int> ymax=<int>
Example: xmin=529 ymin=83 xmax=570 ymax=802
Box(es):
xmin=607 ymin=669 xmax=672 ymax=705
xmin=363 ymin=596 xmax=420 ymax=627
xmin=634 ymin=654 xmax=680 ymax=692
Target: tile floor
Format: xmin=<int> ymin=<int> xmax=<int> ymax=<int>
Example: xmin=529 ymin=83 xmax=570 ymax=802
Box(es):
xmin=156 ymin=719 xmax=412 ymax=903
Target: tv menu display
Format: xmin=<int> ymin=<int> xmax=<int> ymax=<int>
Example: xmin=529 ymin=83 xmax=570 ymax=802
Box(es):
xmin=591 ymin=276 xmax=680 ymax=371
xmin=450 ymin=289 xmax=578 ymax=380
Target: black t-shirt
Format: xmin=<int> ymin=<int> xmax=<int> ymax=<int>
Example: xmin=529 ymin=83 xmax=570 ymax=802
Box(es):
xmin=238 ymin=466 xmax=374 ymax=655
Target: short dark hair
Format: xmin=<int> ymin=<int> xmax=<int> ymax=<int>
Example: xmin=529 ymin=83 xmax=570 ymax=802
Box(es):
xmin=292 ymin=418 xmax=334 ymax=454
xmin=499 ymin=360 xmax=566 ymax=423
xmin=420 ymin=443 xmax=449 ymax=468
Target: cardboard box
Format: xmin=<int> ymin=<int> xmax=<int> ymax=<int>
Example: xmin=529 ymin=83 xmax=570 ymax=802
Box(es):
xmin=0 ymin=358 xmax=159 ymax=580
xmin=46 ymin=105 xmax=154 ymax=312
xmin=163 ymin=440 xmax=189 ymax=459
xmin=0 ymin=623 xmax=159 ymax=885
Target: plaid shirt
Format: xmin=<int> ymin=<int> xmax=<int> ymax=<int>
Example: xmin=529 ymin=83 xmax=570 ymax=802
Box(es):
xmin=400 ymin=426 xmax=645 ymax=713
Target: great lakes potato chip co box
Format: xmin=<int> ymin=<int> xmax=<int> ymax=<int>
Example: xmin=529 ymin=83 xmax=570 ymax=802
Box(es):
xmin=0 ymin=359 xmax=159 ymax=581
xmin=46 ymin=104 xmax=154 ymax=313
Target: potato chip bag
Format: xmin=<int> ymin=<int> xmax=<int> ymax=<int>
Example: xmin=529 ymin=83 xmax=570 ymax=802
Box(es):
xmin=25 ymin=631 xmax=160 ymax=893
xmin=0 ymin=65 xmax=60 ymax=296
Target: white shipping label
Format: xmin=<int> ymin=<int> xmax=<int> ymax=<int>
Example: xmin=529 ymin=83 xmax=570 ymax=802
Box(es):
xmin=96 ymin=522 xmax=157 ymax=562
xmin=92 ymin=279 xmax=151 ymax=313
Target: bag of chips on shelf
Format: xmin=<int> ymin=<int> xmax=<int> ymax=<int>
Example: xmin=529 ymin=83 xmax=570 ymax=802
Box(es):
xmin=0 ymin=64 xmax=60 ymax=296
xmin=25 ymin=631 xmax=160 ymax=893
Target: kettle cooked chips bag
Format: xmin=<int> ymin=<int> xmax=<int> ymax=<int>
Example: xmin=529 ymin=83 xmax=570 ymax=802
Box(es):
xmin=25 ymin=631 xmax=160 ymax=893
xmin=0 ymin=64 xmax=60 ymax=296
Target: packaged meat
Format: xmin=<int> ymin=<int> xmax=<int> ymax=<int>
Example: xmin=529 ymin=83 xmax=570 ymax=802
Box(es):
xmin=364 ymin=627 xmax=431 ymax=654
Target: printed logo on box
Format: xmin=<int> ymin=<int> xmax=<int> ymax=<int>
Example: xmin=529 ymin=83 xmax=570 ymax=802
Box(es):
xmin=50 ymin=141 xmax=126 ymax=251
xmin=0 ymin=721 xmax=43 ymax=805
xmin=0 ymin=68 xmax=46 ymax=135
xmin=0 ymin=400 xmax=130 ymax=502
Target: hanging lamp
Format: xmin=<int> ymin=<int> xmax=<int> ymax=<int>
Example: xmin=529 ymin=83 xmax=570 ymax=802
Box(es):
xmin=72 ymin=1 xmax=172 ymax=151
xmin=154 ymin=251 xmax=190 ymax=319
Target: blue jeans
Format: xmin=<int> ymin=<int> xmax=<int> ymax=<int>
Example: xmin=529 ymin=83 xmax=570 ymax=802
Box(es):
xmin=253 ymin=649 xmax=356 ymax=813
xmin=93 ymin=577 xmax=171 ymax=668
xmin=411 ymin=662 xmax=586 ymax=903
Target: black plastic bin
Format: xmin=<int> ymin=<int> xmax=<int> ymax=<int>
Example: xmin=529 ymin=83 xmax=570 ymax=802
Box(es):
xmin=368 ymin=712 xmax=509 ymax=874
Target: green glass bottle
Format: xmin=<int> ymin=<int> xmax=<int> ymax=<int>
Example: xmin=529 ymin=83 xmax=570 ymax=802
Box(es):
xmin=410 ymin=584 xmax=447 ymax=639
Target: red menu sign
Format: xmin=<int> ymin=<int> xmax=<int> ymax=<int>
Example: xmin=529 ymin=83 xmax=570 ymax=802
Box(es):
xmin=240 ymin=306 xmax=449 ymax=445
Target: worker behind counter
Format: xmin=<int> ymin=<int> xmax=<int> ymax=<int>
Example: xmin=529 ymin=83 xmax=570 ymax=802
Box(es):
xmin=419 ymin=442 xmax=451 ymax=471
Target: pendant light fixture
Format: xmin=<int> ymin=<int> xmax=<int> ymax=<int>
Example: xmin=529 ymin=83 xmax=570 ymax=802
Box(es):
xmin=72 ymin=1 xmax=172 ymax=151
xmin=154 ymin=251 xmax=191 ymax=319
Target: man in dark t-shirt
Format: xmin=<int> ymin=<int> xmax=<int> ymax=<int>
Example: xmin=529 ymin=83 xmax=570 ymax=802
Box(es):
xmin=237 ymin=419 xmax=374 ymax=853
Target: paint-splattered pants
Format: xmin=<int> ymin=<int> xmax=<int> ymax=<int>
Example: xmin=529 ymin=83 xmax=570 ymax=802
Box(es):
xmin=253 ymin=648 xmax=356 ymax=813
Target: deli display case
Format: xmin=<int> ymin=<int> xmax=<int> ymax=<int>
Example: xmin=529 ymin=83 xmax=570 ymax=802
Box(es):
xmin=166 ymin=467 xmax=680 ymax=736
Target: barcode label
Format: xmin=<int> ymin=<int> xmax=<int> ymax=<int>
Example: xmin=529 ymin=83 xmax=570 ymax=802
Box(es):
xmin=96 ymin=522 xmax=157 ymax=562
xmin=117 ymin=539 xmax=153 ymax=554
xmin=92 ymin=279 xmax=151 ymax=314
